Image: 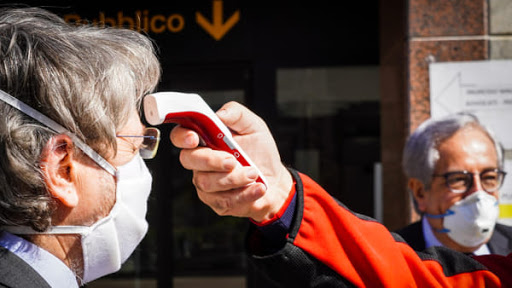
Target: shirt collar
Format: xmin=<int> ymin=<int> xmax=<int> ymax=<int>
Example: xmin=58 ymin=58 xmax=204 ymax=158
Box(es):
xmin=0 ymin=231 xmax=78 ymax=287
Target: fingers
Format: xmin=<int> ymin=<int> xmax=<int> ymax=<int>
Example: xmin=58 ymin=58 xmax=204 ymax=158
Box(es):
xmin=196 ymin=183 xmax=266 ymax=216
xmin=216 ymin=102 xmax=267 ymax=136
xmin=191 ymin=162 xmax=268 ymax=218
xmin=171 ymin=102 xmax=268 ymax=149
xmin=191 ymin=166 xmax=261 ymax=192
xmin=170 ymin=125 xmax=200 ymax=149
xmin=178 ymin=147 xmax=237 ymax=171
xmin=168 ymin=101 xmax=293 ymax=220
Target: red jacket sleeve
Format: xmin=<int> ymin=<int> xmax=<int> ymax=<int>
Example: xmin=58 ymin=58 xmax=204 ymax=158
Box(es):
xmin=247 ymin=169 xmax=509 ymax=287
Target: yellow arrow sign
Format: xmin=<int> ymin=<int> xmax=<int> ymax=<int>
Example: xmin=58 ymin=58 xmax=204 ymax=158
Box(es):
xmin=196 ymin=0 xmax=240 ymax=41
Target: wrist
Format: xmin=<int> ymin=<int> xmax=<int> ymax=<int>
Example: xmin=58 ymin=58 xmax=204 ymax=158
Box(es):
xmin=251 ymin=166 xmax=294 ymax=223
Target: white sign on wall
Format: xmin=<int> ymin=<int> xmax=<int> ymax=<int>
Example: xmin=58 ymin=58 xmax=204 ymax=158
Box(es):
xmin=430 ymin=60 xmax=512 ymax=148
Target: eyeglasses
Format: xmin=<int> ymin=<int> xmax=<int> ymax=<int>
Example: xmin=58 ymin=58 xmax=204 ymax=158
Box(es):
xmin=432 ymin=169 xmax=507 ymax=194
xmin=116 ymin=127 xmax=161 ymax=159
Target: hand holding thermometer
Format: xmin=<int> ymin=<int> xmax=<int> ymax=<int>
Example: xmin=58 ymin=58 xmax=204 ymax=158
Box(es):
xmin=143 ymin=92 xmax=268 ymax=188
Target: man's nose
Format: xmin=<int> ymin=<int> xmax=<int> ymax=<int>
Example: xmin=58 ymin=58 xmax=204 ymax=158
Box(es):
xmin=466 ymin=173 xmax=483 ymax=195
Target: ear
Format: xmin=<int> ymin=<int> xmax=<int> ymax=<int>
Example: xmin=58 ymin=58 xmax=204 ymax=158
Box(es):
xmin=408 ymin=178 xmax=427 ymax=213
xmin=40 ymin=134 xmax=79 ymax=208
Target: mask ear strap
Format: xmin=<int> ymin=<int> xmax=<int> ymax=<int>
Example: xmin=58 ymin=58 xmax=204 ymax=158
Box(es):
xmin=0 ymin=89 xmax=116 ymax=176
xmin=424 ymin=210 xmax=455 ymax=233
xmin=1 ymin=225 xmax=91 ymax=235
xmin=432 ymin=227 xmax=450 ymax=233
xmin=424 ymin=209 xmax=455 ymax=219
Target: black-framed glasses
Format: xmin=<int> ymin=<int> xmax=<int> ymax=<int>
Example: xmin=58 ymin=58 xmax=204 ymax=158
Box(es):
xmin=117 ymin=127 xmax=161 ymax=159
xmin=432 ymin=168 xmax=507 ymax=194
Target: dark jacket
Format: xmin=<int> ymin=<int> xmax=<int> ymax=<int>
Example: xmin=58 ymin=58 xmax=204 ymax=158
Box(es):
xmin=0 ymin=246 xmax=51 ymax=288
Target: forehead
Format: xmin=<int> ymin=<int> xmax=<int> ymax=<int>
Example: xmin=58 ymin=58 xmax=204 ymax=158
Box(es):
xmin=435 ymin=126 xmax=498 ymax=171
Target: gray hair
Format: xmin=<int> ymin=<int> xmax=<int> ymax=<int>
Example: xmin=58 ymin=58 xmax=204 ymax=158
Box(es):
xmin=0 ymin=7 xmax=161 ymax=231
xmin=403 ymin=113 xmax=504 ymax=212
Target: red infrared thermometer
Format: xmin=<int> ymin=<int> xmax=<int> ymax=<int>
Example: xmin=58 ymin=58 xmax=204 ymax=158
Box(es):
xmin=143 ymin=92 xmax=268 ymax=188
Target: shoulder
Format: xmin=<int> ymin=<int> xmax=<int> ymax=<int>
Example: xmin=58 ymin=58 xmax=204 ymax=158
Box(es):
xmin=487 ymin=223 xmax=512 ymax=256
xmin=394 ymin=221 xmax=426 ymax=251
xmin=395 ymin=221 xmax=422 ymax=236
xmin=0 ymin=246 xmax=51 ymax=288
xmin=494 ymin=223 xmax=512 ymax=236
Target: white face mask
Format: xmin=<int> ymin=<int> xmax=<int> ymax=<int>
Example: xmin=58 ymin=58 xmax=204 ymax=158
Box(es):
xmin=4 ymin=155 xmax=152 ymax=284
xmin=425 ymin=190 xmax=499 ymax=248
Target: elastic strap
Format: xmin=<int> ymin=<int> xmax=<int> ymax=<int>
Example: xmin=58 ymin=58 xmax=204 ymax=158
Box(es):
xmin=0 ymin=89 xmax=116 ymax=175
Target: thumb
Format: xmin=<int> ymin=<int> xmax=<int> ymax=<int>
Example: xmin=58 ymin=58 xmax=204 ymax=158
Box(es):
xmin=216 ymin=102 xmax=267 ymax=136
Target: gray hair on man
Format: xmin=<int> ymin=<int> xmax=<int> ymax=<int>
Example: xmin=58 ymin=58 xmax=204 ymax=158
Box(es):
xmin=402 ymin=113 xmax=504 ymax=212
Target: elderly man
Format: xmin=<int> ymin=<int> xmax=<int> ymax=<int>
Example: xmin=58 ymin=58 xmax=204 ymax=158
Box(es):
xmin=396 ymin=113 xmax=512 ymax=256
xmin=0 ymin=7 xmax=160 ymax=287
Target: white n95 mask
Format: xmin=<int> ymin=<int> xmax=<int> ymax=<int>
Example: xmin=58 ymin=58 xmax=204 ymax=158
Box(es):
xmin=78 ymin=154 xmax=152 ymax=283
xmin=4 ymin=154 xmax=152 ymax=284
xmin=426 ymin=191 xmax=499 ymax=248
